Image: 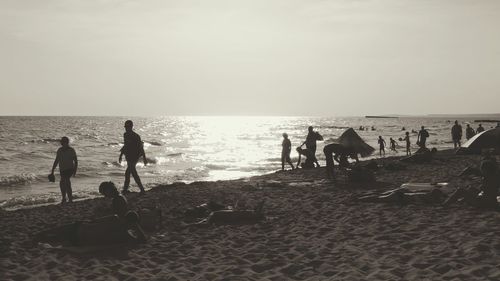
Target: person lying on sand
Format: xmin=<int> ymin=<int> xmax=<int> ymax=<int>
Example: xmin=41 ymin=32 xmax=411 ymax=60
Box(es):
xmin=185 ymin=201 xmax=265 ymax=226
xmin=400 ymin=148 xmax=437 ymax=163
xmin=184 ymin=201 xmax=226 ymax=220
xmin=33 ymin=211 xmax=146 ymax=247
xmin=33 ymin=183 xmax=146 ymax=247
xmin=444 ymin=157 xmax=499 ymax=209
xmin=356 ymin=188 xmax=446 ymax=205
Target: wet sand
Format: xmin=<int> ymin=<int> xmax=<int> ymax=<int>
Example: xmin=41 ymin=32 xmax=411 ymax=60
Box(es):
xmin=2 ymin=150 xmax=500 ymax=280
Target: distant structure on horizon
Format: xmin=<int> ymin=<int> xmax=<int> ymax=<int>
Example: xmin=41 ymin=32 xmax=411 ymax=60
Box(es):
xmin=365 ymin=116 xmax=399 ymax=119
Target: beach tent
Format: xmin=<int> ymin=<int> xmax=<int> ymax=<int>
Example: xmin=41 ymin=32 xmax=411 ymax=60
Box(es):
xmin=337 ymin=128 xmax=375 ymax=157
xmin=456 ymin=127 xmax=500 ymax=154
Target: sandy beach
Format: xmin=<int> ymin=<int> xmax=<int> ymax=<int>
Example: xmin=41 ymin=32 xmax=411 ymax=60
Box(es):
xmin=2 ymin=150 xmax=500 ymax=280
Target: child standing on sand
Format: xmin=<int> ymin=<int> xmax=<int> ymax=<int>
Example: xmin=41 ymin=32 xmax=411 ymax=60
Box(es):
xmin=281 ymin=133 xmax=295 ymax=171
xmin=50 ymin=137 xmax=78 ymax=204
xmin=389 ymin=138 xmax=398 ymax=152
xmin=378 ymin=136 xmax=386 ymax=157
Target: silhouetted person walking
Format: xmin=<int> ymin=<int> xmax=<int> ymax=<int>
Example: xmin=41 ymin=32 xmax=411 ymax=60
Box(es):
xmin=465 ymin=124 xmax=475 ymax=140
xmin=301 ymin=126 xmax=323 ymax=168
xmin=281 ymin=133 xmax=295 ymax=171
xmin=403 ymin=132 xmax=411 ymax=155
xmin=417 ymin=126 xmax=429 ymax=148
xmin=50 ymin=137 xmax=78 ymax=204
xmin=451 ymin=120 xmax=462 ymax=148
xmin=378 ymin=136 xmax=386 ymax=157
xmin=476 ymin=123 xmax=485 ymax=133
xmin=119 ymin=120 xmax=147 ymax=194
xmin=389 ymin=138 xmax=398 ymax=152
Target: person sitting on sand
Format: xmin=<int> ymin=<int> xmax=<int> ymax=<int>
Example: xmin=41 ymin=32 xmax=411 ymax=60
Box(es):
xmin=476 ymin=123 xmax=485 ymax=133
xmin=33 ymin=182 xmax=146 ymax=247
xmin=403 ymin=132 xmax=411 ymax=156
xmin=98 ymin=181 xmax=130 ymax=218
xmin=389 ymin=138 xmax=398 ymax=153
xmin=98 ymin=181 xmax=161 ymax=231
xmin=443 ymin=157 xmax=499 ymax=209
xmin=186 ymin=201 xmax=265 ymax=226
xmin=50 ymin=137 xmax=78 ymax=204
xmin=451 ymin=120 xmax=462 ymax=149
xmin=378 ymin=136 xmax=386 ymax=157
xmin=465 ymin=124 xmax=475 ymax=140
xmin=300 ymin=126 xmax=323 ymax=168
xmin=417 ymin=126 xmax=429 ymax=148
xmin=119 ymin=120 xmax=147 ymax=194
xmin=281 ymin=133 xmax=295 ymax=171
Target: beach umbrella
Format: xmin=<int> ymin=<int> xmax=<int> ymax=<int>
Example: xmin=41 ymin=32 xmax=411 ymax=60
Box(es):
xmin=337 ymin=128 xmax=375 ymax=157
xmin=458 ymin=127 xmax=500 ymax=154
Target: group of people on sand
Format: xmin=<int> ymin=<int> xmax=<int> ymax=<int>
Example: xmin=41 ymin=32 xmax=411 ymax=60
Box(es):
xmin=376 ymin=126 xmax=431 ymax=157
xmin=451 ymin=120 xmax=484 ymax=149
xmin=282 ymin=126 xmax=433 ymax=171
xmin=36 ymin=120 xmax=159 ymax=247
xmin=281 ymin=126 xmax=324 ymax=170
xmin=49 ymin=120 xmax=148 ymax=204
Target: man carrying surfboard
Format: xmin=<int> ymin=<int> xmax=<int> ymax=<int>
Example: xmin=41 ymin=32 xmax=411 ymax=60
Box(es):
xmin=119 ymin=120 xmax=147 ymax=194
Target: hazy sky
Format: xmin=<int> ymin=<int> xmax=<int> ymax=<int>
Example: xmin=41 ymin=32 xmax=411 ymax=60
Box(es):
xmin=1 ymin=0 xmax=499 ymax=116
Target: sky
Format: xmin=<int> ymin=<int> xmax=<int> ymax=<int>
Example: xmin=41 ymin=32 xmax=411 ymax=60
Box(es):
xmin=1 ymin=0 xmax=499 ymax=116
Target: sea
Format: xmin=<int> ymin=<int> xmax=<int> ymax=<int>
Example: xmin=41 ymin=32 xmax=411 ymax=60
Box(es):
xmin=1 ymin=115 xmax=498 ymax=210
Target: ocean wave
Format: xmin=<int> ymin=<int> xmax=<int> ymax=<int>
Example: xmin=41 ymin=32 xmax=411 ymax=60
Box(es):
xmin=167 ymin=153 xmax=183 ymax=157
xmin=265 ymin=157 xmax=282 ymax=162
xmin=145 ymin=141 xmax=162 ymax=146
xmin=81 ymin=133 xmax=100 ymax=140
xmin=0 ymin=173 xmax=40 ymax=187
xmin=30 ymin=138 xmax=61 ymax=144
xmin=102 ymin=161 xmax=123 ymax=167
xmin=0 ymin=195 xmax=59 ymax=209
xmin=205 ymin=164 xmax=231 ymax=170
xmin=171 ymin=167 xmax=210 ymax=181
